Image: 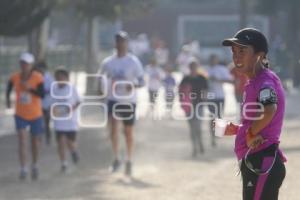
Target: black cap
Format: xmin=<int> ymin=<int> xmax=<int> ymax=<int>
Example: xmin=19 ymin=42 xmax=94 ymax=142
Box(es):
xmin=115 ymin=31 xmax=129 ymax=40
xmin=222 ymin=28 xmax=268 ymax=54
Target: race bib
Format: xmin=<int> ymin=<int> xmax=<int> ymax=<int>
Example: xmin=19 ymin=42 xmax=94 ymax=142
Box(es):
xmin=19 ymin=92 xmax=32 ymax=104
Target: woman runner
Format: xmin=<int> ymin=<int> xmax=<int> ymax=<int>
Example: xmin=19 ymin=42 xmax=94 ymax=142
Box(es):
xmin=220 ymin=28 xmax=286 ymax=200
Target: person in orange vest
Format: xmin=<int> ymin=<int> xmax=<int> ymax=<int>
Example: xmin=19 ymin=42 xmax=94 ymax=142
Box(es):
xmin=6 ymin=52 xmax=45 ymax=180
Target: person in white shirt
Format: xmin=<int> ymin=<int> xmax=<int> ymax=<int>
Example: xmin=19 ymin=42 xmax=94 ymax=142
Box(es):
xmin=50 ymin=68 xmax=81 ymax=172
xmin=146 ymin=58 xmax=164 ymax=111
xmin=154 ymin=41 xmax=169 ymax=67
xmin=207 ymin=54 xmax=233 ymax=147
xmin=176 ymin=45 xmax=194 ymax=76
xmin=163 ymin=63 xmax=176 ymax=113
xmin=98 ymin=31 xmax=145 ymax=176
xmin=34 ymin=61 xmax=55 ymax=145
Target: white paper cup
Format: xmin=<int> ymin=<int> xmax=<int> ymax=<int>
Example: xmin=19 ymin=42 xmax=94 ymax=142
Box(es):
xmin=214 ymin=118 xmax=228 ymax=137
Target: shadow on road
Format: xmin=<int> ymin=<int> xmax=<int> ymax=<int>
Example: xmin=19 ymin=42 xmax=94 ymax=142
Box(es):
xmin=115 ymin=177 xmax=159 ymax=189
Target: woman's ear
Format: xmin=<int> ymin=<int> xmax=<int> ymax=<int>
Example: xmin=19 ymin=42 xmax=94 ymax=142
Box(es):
xmin=258 ymin=52 xmax=269 ymax=67
xmin=256 ymin=52 xmax=265 ymax=62
xmin=256 ymin=55 xmax=261 ymax=63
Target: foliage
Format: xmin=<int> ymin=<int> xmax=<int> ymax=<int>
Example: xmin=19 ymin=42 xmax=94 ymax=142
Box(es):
xmin=0 ymin=0 xmax=52 ymax=36
xmin=74 ymin=0 xmax=157 ymax=20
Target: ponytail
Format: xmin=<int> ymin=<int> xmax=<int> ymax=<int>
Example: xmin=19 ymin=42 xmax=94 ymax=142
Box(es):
xmin=262 ymin=56 xmax=269 ymax=68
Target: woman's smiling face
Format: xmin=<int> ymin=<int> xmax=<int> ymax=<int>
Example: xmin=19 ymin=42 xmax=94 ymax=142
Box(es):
xmin=231 ymin=43 xmax=260 ymax=75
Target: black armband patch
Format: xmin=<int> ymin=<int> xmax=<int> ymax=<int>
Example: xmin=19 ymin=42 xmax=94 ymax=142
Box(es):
xmin=258 ymin=88 xmax=277 ymax=105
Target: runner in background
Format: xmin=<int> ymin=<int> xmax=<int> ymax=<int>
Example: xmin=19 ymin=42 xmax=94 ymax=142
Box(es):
xmin=163 ymin=63 xmax=176 ymax=115
xmin=6 ymin=52 xmax=44 ymax=180
xmin=145 ymin=57 xmax=164 ymax=114
xmin=34 ymin=61 xmax=55 ymax=145
xmin=50 ymin=68 xmax=81 ymax=173
xmin=179 ymin=59 xmax=208 ymax=156
xmin=207 ymin=54 xmax=233 ymax=147
xmin=176 ymin=45 xmax=194 ymax=76
xmin=154 ymin=39 xmax=169 ymax=67
xmin=98 ymin=31 xmax=145 ymax=176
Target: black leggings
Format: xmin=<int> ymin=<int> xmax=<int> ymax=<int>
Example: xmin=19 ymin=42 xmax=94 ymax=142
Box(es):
xmin=241 ymin=144 xmax=286 ymax=200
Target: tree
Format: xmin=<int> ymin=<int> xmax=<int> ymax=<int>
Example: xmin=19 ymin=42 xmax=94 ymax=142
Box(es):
xmin=0 ymin=0 xmax=54 ymax=62
xmin=0 ymin=0 xmax=51 ymax=36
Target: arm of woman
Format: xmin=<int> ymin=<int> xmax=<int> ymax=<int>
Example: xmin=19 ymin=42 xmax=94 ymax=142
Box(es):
xmin=246 ymin=104 xmax=277 ymax=148
xmin=250 ymin=104 xmax=277 ymax=135
xmin=246 ymin=87 xmax=278 ymax=148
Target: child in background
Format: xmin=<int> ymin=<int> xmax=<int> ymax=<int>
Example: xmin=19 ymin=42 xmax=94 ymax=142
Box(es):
xmin=163 ymin=64 xmax=176 ymax=113
xmin=51 ymin=68 xmax=81 ymax=172
xmin=146 ymin=58 xmax=164 ymax=111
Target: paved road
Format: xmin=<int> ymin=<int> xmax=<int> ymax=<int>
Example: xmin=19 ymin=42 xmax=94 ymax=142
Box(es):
xmin=0 ymin=74 xmax=300 ymax=199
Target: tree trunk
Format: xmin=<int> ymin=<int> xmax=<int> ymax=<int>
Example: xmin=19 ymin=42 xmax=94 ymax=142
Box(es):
xmin=28 ymin=30 xmax=38 ymax=56
xmin=27 ymin=18 xmax=50 ymax=62
xmin=36 ymin=18 xmax=50 ymax=62
xmin=85 ymin=15 xmax=100 ymax=95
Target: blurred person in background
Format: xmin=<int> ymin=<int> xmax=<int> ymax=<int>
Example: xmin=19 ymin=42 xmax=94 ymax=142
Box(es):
xmin=179 ymin=59 xmax=208 ymax=156
xmin=176 ymin=45 xmax=194 ymax=76
xmin=154 ymin=39 xmax=169 ymax=67
xmin=98 ymin=31 xmax=145 ymax=177
xmin=207 ymin=54 xmax=233 ymax=147
xmin=6 ymin=52 xmax=44 ymax=180
xmin=34 ymin=61 xmax=55 ymax=145
xmin=221 ymin=28 xmax=286 ymax=200
xmin=129 ymin=33 xmax=151 ymax=65
xmin=145 ymin=57 xmax=164 ymax=114
xmin=163 ymin=63 xmax=176 ymax=115
xmin=189 ymin=40 xmax=201 ymax=59
xmin=51 ymin=68 xmax=81 ymax=173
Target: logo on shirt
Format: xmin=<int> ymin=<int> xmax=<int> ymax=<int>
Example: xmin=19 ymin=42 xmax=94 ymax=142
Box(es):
xmin=247 ymin=181 xmax=254 ymax=187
